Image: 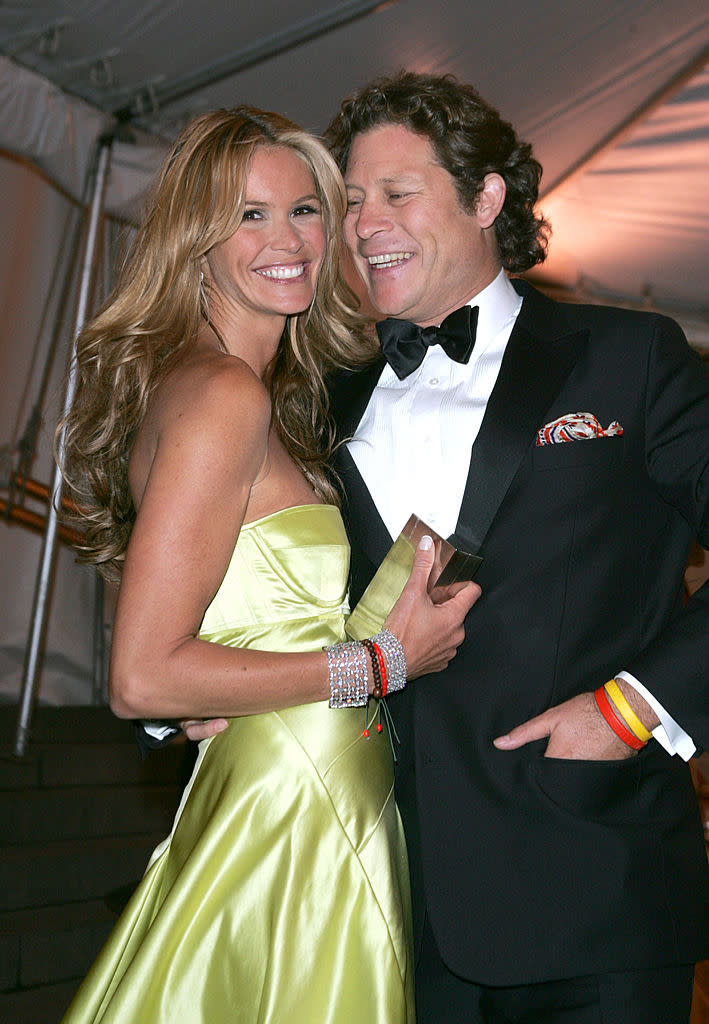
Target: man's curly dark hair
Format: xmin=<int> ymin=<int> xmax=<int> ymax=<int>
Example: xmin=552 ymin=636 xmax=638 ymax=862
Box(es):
xmin=324 ymin=71 xmax=550 ymax=275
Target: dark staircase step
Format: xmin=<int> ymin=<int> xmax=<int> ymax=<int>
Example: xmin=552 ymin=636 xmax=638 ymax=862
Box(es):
xmin=0 ymin=979 xmax=80 ymax=1024
xmin=39 ymin=738 xmax=186 ymax=787
xmin=0 ymin=833 xmax=165 ymax=913
xmin=0 ymin=704 xmax=135 ymax=746
xmin=0 ymin=783 xmax=180 ymax=845
xmin=0 ymin=898 xmax=119 ymax=992
xmin=0 ymin=703 xmax=192 ymax=1014
xmin=0 ymin=738 xmax=187 ymax=791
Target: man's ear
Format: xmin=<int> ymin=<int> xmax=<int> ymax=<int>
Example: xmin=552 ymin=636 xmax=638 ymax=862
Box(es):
xmin=476 ymin=173 xmax=506 ymax=228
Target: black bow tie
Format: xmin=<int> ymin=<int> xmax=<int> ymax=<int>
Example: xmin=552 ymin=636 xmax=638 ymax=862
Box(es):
xmin=375 ymin=304 xmax=479 ymax=380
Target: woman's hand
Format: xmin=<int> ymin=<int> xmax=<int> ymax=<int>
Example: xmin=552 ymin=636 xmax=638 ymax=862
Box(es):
xmin=384 ymin=536 xmax=481 ymax=679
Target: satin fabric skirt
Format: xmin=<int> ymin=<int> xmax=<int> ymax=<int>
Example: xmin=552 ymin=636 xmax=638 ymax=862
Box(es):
xmin=61 ymin=702 xmax=414 ymax=1023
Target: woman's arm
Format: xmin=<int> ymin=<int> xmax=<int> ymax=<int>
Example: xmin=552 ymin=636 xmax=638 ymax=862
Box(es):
xmin=111 ymin=359 xmax=479 ymax=721
xmin=110 ymin=358 xmax=326 ymax=719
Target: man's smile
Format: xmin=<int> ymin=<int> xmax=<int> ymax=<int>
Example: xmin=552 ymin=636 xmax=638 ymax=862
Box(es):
xmin=365 ymin=252 xmax=413 ymax=269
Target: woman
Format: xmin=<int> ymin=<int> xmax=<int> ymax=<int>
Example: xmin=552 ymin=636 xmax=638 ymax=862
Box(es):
xmin=59 ymin=107 xmax=478 ymax=1023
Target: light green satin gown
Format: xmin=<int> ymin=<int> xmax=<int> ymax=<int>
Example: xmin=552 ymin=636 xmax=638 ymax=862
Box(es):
xmin=62 ymin=505 xmax=415 ymax=1024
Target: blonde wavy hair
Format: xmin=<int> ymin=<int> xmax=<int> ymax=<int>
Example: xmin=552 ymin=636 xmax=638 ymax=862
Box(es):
xmin=60 ymin=106 xmax=375 ymax=583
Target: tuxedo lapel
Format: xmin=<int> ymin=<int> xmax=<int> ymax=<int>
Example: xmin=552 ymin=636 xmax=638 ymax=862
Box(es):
xmin=330 ymin=355 xmax=386 ymax=441
xmin=450 ymin=282 xmax=589 ymax=554
xmin=336 ymin=446 xmax=392 ymax=567
xmin=330 ymin=356 xmax=392 ymax=568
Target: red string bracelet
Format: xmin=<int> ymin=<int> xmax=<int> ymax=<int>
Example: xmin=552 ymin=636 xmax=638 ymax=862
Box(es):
xmin=372 ymin=641 xmax=388 ymax=697
xmin=594 ymin=685 xmax=646 ymax=750
xmin=361 ymin=638 xmax=382 ymax=700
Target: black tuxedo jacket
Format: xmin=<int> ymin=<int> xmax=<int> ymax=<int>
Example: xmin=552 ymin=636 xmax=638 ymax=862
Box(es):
xmin=330 ymin=280 xmax=709 ymax=985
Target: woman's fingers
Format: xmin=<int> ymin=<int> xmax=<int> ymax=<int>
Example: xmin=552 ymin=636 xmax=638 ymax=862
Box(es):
xmin=405 ymin=535 xmax=436 ymax=593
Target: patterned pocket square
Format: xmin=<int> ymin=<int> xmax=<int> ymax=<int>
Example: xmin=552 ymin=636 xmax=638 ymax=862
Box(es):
xmin=536 ymin=412 xmax=623 ymax=446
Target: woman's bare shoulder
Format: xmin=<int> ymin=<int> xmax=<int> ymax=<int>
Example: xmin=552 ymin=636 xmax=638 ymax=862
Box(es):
xmin=132 ymin=342 xmax=269 ymax=458
xmin=160 ymin=346 xmax=271 ymax=430
xmin=130 ymin=345 xmax=271 ymax=503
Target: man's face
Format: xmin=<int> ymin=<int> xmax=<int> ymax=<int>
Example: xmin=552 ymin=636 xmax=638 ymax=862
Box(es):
xmin=343 ymin=123 xmax=501 ymax=326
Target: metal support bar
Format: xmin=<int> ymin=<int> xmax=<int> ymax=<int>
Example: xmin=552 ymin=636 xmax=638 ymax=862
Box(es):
xmin=115 ymin=0 xmax=393 ymax=122
xmin=14 ymin=134 xmax=113 ymax=757
xmin=0 ymin=495 xmax=83 ymax=546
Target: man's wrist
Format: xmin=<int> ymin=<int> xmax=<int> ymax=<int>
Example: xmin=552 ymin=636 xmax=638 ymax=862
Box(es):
xmin=611 ymin=677 xmax=659 ymax=732
xmin=593 ymin=682 xmax=649 ymax=751
xmin=616 ymin=670 xmax=697 ymax=760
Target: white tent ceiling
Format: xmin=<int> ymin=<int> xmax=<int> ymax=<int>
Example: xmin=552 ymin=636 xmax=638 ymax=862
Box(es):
xmin=0 ymin=0 xmax=708 ymax=332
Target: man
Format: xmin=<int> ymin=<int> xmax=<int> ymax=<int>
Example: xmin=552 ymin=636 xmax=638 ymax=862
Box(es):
xmin=319 ymin=71 xmax=709 ymax=1022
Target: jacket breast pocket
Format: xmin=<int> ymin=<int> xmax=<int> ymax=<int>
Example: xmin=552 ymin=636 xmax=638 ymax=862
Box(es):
xmin=531 ymin=435 xmax=624 ymax=471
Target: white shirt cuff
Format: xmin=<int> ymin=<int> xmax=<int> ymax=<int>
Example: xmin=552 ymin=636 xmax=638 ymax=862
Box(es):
xmin=142 ymin=721 xmax=180 ymax=741
xmin=616 ymin=671 xmax=696 ymax=760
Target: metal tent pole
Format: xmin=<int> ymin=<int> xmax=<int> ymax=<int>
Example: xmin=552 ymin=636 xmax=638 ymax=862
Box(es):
xmin=114 ymin=0 xmax=391 ymax=122
xmin=14 ymin=133 xmax=114 ymax=757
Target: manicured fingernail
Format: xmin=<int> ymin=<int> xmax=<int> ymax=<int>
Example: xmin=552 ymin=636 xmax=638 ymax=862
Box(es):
xmin=419 ymin=535 xmax=433 ymax=550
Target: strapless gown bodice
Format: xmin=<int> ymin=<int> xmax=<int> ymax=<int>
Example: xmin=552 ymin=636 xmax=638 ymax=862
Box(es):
xmin=62 ymin=505 xmax=414 ymax=1024
xmin=199 ymin=503 xmax=351 ymax=650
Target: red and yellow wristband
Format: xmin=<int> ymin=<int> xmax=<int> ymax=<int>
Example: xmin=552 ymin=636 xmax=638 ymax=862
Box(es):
xmin=594 ymin=682 xmax=647 ymax=751
xmin=603 ymin=678 xmax=653 ymax=744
